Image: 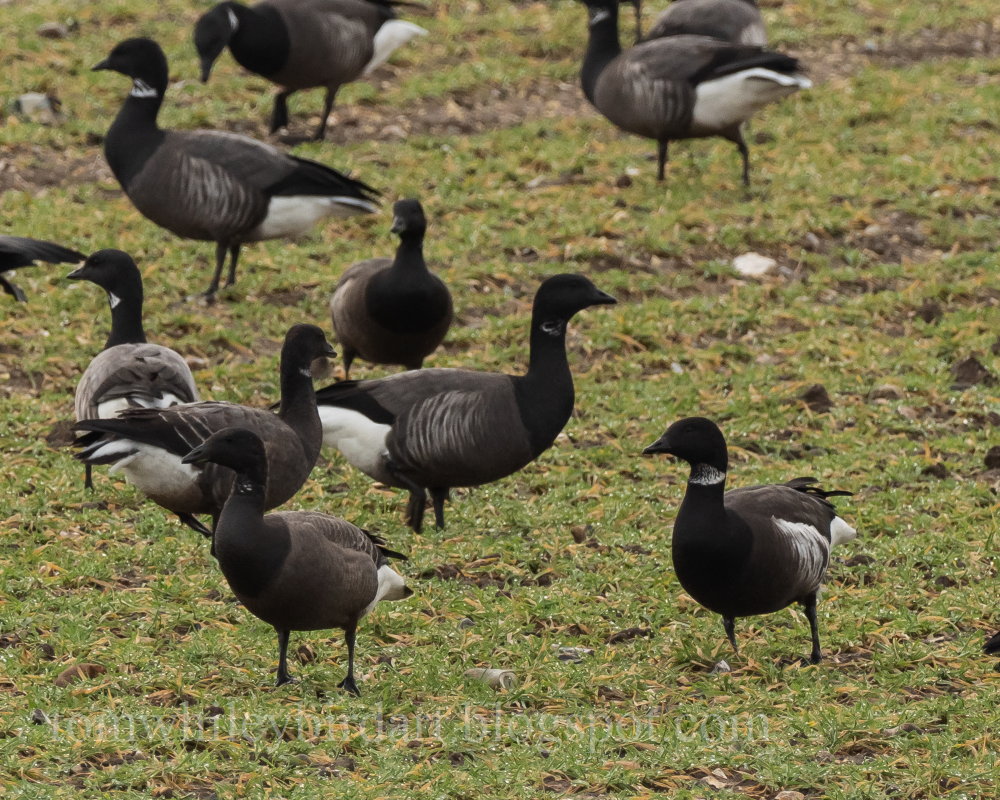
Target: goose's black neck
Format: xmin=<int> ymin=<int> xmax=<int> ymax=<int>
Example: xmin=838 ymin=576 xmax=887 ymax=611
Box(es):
xmin=276 ymin=347 xmax=322 ymax=461
xmin=581 ymin=4 xmax=622 ymax=103
xmin=104 ymin=282 xmax=147 ymax=349
xmin=104 ymin=85 xmax=166 ymax=189
xmin=227 ymin=3 xmax=290 ymax=76
xmin=513 ymin=311 xmax=575 ymax=455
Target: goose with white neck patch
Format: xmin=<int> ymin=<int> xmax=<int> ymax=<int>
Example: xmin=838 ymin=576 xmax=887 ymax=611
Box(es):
xmin=644 ymin=416 xmax=856 ymax=664
xmin=317 ymin=273 xmax=616 ymax=532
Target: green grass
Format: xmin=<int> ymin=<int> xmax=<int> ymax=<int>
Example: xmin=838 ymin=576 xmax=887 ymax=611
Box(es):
xmin=2 ymin=0 xmax=999 ymax=797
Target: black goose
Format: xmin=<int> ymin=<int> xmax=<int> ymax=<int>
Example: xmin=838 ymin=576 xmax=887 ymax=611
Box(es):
xmin=643 ymin=417 xmax=857 ymax=663
xmin=316 ymin=273 xmax=616 ymax=532
xmin=576 ymin=0 xmax=809 ymax=185
xmin=642 ymin=0 xmax=766 ymax=46
xmin=194 ymin=0 xmax=427 ymax=140
xmin=329 ymin=198 xmax=452 ymax=379
xmin=74 ymin=324 xmax=334 ymax=537
xmin=182 ymin=427 xmax=411 ymax=693
xmin=986 ymin=631 xmax=1000 ymax=655
xmin=0 ymin=236 xmax=83 ymax=302
xmin=69 ymin=249 xmax=200 ymax=490
xmin=93 ymin=37 xmax=380 ymax=298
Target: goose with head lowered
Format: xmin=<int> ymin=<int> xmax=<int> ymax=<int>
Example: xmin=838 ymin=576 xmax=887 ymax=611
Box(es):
xmin=316 ymin=273 xmax=616 ymax=532
xmin=643 ymin=417 xmax=857 ymax=664
xmin=986 ymin=631 xmax=1000 ymax=655
xmin=0 ymin=236 xmax=83 ymax=303
xmin=182 ymin=427 xmax=411 ymax=693
xmin=330 ymin=197 xmax=452 ymax=379
xmin=93 ymin=37 xmax=380 ymax=299
xmin=576 ymin=0 xmax=808 ymax=185
xmin=639 ymin=0 xmax=766 ymax=46
xmin=69 ymin=249 xmax=200 ymax=490
xmin=74 ymin=324 xmax=334 ymax=538
xmin=194 ymin=0 xmax=427 ymax=140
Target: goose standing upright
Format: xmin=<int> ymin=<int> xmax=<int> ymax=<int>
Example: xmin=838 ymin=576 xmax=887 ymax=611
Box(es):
xmin=74 ymin=324 xmax=334 ymax=537
xmin=642 ymin=0 xmax=766 ymax=46
xmin=69 ymin=249 xmax=200 ymax=490
xmin=182 ymin=427 xmax=411 ymax=693
xmin=317 ymin=273 xmax=616 ymax=532
xmin=575 ymin=0 xmax=809 ymax=185
xmin=330 ymin=198 xmax=452 ymax=379
xmin=643 ymin=417 xmax=856 ymax=663
xmin=0 ymin=236 xmax=83 ymax=302
xmin=194 ymin=0 xmax=427 ymax=140
xmin=93 ymin=38 xmax=380 ymax=298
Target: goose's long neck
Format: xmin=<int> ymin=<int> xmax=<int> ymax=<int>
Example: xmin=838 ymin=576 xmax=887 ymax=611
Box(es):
xmin=392 ymin=231 xmax=428 ymax=276
xmin=277 ymin=354 xmax=322 ymax=460
xmin=514 ymin=313 xmax=575 ymax=452
xmin=105 ymin=84 xmax=166 ymax=187
xmin=226 ymin=2 xmax=289 ymax=76
xmin=104 ymin=284 xmax=147 ymax=349
xmin=676 ymin=464 xmax=729 ymax=534
xmin=216 ymin=464 xmax=268 ymax=547
xmin=581 ymin=6 xmax=622 ymax=103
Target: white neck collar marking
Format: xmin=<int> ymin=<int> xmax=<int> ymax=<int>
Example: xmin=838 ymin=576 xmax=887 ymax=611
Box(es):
xmin=689 ymin=463 xmax=726 ymax=486
xmin=130 ymin=79 xmax=158 ymax=99
xmin=108 ymin=292 xmax=122 ymax=310
xmin=540 ymin=319 xmax=564 ymax=337
xmin=227 ymin=7 xmax=239 ymax=31
xmin=299 ymin=367 xmax=313 ymax=378
xmin=590 ymin=8 xmax=611 ymax=26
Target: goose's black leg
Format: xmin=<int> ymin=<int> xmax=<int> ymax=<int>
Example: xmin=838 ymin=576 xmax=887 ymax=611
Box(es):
xmin=313 ymin=88 xmax=337 ymax=141
xmin=205 ymin=241 xmax=228 ymax=298
xmin=633 ymin=0 xmax=643 ymax=42
xmin=733 ymin=128 xmax=751 ymax=187
xmin=84 ymin=464 xmax=94 ymax=490
xmin=275 ymin=628 xmax=295 ymax=686
xmin=722 ymin=616 xmax=738 ymax=654
xmin=802 ymin=593 xmax=822 ymax=664
xmin=336 ymin=622 xmax=360 ymax=696
xmin=177 ymin=512 xmax=213 ymax=538
xmin=224 ymin=244 xmax=241 ymax=288
xmin=341 ymin=349 xmax=356 ymax=381
xmin=1 ymin=275 xmax=27 ymax=302
xmin=270 ymin=90 xmax=291 ymax=133
xmin=430 ymin=488 xmax=448 ymax=529
xmin=656 ymin=140 xmax=669 ymax=181
xmin=386 ymin=458 xmax=428 ymax=532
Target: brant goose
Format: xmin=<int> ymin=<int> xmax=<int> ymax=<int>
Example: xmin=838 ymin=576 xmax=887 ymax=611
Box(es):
xmin=93 ymin=38 xmax=380 ymax=298
xmin=74 ymin=324 xmax=334 ymax=537
xmin=182 ymin=427 xmax=412 ymax=692
xmin=576 ymin=0 xmax=809 ymax=185
xmin=316 ymin=273 xmax=616 ymax=532
xmin=643 ymin=0 xmax=766 ymax=46
xmin=195 ymin=0 xmax=427 ymax=140
xmin=0 ymin=236 xmax=83 ymax=302
xmin=329 ymin=198 xmax=452 ymax=379
xmin=69 ymin=249 xmax=200 ymax=490
xmin=643 ymin=417 xmax=857 ymax=663
xmin=986 ymin=630 xmax=1000 ymax=655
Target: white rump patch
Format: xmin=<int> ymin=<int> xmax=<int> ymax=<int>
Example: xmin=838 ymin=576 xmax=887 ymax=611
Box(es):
xmin=772 ymin=518 xmax=829 ymax=586
xmin=252 ymin=195 xmax=376 ymax=240
xmin=689 ymin=463 xmax=726 ymax=486
xmin=692 ymin=68 xmax=810 ymax=132
xmin=363 ymin=20 xmax=428 ymax=76
xmin=830 ymin=516 xmax=857 ymax=547
xmin=317 ymin=405 xmax=391 ymax=478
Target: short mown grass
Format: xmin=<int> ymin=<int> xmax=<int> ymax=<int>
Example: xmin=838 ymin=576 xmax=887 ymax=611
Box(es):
xmin=2 ymin=0 xmax=998 ymax=798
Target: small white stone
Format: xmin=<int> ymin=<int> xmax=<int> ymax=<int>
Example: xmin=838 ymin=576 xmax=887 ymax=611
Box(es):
xmin=731 ymin=252 xmax=778 ymax=278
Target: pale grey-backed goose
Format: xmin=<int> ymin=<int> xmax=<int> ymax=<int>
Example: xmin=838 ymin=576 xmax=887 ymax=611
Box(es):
xmin=316 ymin=273 xmax=616 ymax=532
xmin=182 ymin=427 xmax=411 ymax=692
xmin=329 ymin=198 xmax=452 ymax=379
xmin=986 ymin=631 xmax=1000 ymax=655
xmin=93 ymin=38 xmax=380 ymax=298
xmin=74 ymin=324 xmax=334 ymax=537
xmin=194 ymin=0 xmax=427 ymax=140
xmin=643 ymin=0 xmax=766 ymax=46
xmin=0 ymin=236 xmax=83 ymax=302
xmin=576 ymin=0 xmax=808 ymax=185
xmin=643 ymin=417 xmax=857 ymax=663
xmin=69 ymin=249 xmax=200 ymax=490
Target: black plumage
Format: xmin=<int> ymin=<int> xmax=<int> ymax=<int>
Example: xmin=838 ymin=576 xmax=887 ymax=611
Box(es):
xmin=985 ymin=630 xmax=1000 ymax=655
xmin=0 ymin=236 xmax=83 ymax=302
xmin=329 ymin=198 xmax=452 ymax=378
xmin=182 ymin=427 xmax=411 ymax=693
xmin=194 ymin=0 xmax=426 ymax=140
xmin=92 ymin=38 xmax=379 ymax=298
xmin=317 ymin=273 xmax=616 ymax=532
xmin=74 ymin=324 xmax=333 ymax=537
xmin=644 ymin=417 xmax=857 ymax=663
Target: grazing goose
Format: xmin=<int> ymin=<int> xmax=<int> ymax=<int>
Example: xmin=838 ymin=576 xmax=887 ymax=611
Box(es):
xmin=576 ymin=0 xmax=809 ymax=185
xmin=194 ymin=0 xmax=427 ymax=140
xmin=643 ymin=0 xmax=766 ymax=46
xmin=643 ymin=417 xmax=857 ymax=663
xmin=74 ymin=324 xmax=334 ymax=537
xmin=93 ymin=37 xmax=380 ymax=298
xmin=69 ymin=249 xmax=200 ymax=490
xmin=316 ymin=273 xmax=616 ymax=532
xmin=182 ymin=427 xmax=411 ymax=693
xmin=330 ymin=198 xmax=452 ymax=379
xmin=986 ymin=631 xmax=1000 ymax=655
xmin=0 ymin=236 xmax=83 ymax=302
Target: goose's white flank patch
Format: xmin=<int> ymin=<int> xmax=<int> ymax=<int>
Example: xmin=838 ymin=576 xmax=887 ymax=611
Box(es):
xmin=692 ymin=68 xmax=810 ymax=133
xmin=689 ymin=463 xmax=726 ymax=486
xmin=317 ymin=406 xmax=391 ymax=477
xmin=252 ymin=195 xmax=377 ymax=240
xmin=772 ymin=518 xmax=829 ymax=585
xmin=88 ymin=441 xmax=200 ymax=498
xmin=364 ymin=20 xmax=427 ymax=76
xmin=130 ymin=79 xmax=158 ymax=99
xmin=830 ymin=516 xmax=857 ymax=547
xmin=96 ymin=397 xmax=134 ymax=419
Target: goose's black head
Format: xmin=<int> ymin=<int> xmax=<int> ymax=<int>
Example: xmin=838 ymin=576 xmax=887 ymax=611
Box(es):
xmin=532 ymin=273 xmax=616 ymax=335
xmin=281 ymin=323 xmax=337 ymax=371
xmin=390 ymin=198 xmax=427 ymax=238
xmin=67 ymin=249 xmax=143 ymax=305
xmin=643 ymin=417 xmax=729 ymax=474
xmin=194 ymin=3 xmax=238 ymax=82
xmin=181 ymin=427 xmax=266 ymax=474
xmin=93 ymin=38 xmax=170 ymax=98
